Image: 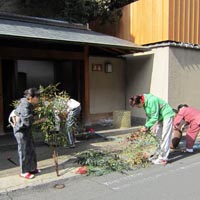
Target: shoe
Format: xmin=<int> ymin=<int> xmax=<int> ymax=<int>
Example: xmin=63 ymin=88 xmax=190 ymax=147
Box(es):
xmin=20 ymin=172 xmax=35 ymax=179
xmin=186 ymin=148 xmax=193 ymax=153
xmin=148 ymin=154 xmax=158 ymax=162
xmin=152 ymin=158 xmax=167 ymax=165
xmin=29 ymin=169 xmax=41 ymax=174
xmin=181 ymin=148 xmax=194 ymax=153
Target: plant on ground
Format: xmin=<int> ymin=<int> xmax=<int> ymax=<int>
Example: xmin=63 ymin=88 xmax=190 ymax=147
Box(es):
xmin=76 ymin=150 xmax=129 ymax=176
xmin=76 ymin=131 xmax=158 ymax=176
xmin=121 ymin=131 xmax=158 ymax=168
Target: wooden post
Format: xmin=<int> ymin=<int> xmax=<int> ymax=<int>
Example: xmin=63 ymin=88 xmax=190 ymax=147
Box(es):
xmin=0 ymin=60 xmax=4 ymax=133
xmin=52 ymin=148 xmax=59 ymax=177
xmin=84 ymin=46 xmax=89 ymax=123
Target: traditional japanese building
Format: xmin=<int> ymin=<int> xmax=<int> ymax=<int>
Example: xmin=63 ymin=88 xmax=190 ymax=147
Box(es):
xmin=0 ymin=12 xmax=148 ymax=133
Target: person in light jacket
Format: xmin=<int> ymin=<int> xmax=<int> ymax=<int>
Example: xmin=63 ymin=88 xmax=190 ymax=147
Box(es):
xmin=129 ymin=93 xmax=175 ymax=165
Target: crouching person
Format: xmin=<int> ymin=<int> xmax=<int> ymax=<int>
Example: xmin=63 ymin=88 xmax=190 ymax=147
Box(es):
xmin=129 ymin=93 xmax=175 ymax=165
xmin=174 ymin=104 xmax=200 ymax=153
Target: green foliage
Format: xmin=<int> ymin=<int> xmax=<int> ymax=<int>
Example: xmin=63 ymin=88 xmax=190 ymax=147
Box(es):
xmin=34 ymin=84 xmax=70 ymax=147
xmin=11 ymin=99 xmax=20 ymax=108
xmin=11 ymin=83 xmax=76 ymax=147
xmin=17 ymin=0 xmax=134 ymax=24
xmin=76 ymin=131 xmax=158 ymax=176
xmin=122 ymin=132 xmax=158 ymax=168
xmin=76 ymin=150 xmax=129 ymax=176
xmin=39 ymin=83 xmax=60 ymax=100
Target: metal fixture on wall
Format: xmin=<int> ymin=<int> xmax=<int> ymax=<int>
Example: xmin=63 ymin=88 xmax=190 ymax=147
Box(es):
xmin=105 ymin=63 xmax=113 ymax=73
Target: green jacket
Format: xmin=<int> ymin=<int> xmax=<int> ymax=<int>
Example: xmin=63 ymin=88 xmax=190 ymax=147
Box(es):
xmin=143 ymin=94 xmax=174 ymax=129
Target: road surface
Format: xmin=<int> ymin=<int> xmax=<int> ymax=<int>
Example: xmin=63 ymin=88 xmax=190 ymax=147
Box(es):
xmin=1 ymin=150 xmax=200 ymax=200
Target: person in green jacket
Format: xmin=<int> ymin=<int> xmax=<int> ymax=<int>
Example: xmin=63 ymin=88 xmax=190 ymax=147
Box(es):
xmin=129 ymin=93 xmax=175 ymax=165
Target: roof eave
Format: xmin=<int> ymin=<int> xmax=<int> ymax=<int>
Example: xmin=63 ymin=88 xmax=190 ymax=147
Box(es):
xmin=0 ymin=34 xmax=149 ymax=54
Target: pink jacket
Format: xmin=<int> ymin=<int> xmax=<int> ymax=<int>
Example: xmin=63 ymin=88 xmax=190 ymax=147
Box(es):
xmin=174 ymin=107 xmax=200 ymax=127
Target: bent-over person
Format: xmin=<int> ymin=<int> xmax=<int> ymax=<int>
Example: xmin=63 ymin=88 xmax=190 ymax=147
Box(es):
xmin=129 ymin=93 xmax=174 ymax=165
xmin=10 ymin=88 xmax=41 ymax=179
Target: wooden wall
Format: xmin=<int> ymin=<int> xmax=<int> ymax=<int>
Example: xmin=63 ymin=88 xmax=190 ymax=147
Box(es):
xmin=169 ymin=0 xmax=200 ymax=44
xmin=90 ymin=5 xmax=134 ymax=41
xmin=91 ymin=0 xmax=200 ymax=45
xmin=130 ymin=0 xmax=169 ymax=45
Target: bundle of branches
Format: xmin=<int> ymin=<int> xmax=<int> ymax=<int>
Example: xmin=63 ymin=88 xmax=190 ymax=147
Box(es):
xmin=34 ymin=84 xmax=71 ymax=146
xmin=122 ymin=131 xmax=158 ymax=167
xmin=76 ymin=150 xmax=129 ymax=176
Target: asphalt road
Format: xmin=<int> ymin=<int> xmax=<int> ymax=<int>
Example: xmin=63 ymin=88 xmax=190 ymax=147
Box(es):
xmin=1 ymin=150 xmax=200 ymax=200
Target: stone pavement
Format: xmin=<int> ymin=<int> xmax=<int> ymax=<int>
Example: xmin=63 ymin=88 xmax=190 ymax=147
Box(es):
xmin=0 ymin=126 xmax=138 ymax=194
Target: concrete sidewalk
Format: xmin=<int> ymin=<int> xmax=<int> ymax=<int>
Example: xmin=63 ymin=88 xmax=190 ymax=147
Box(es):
xmin=0 ymin=126 xmax=139 ymax=194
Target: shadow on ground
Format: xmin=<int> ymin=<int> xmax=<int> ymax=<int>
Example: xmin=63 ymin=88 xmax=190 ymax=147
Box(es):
xmin=0 ymin=133 xmax=111 ymax=176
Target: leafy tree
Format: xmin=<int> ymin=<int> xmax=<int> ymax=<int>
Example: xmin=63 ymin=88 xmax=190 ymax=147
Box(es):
xmin=13 ymin=0 xmax=135 ymax=23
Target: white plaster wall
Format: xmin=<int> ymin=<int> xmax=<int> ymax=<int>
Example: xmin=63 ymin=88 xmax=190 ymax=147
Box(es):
xmin=125 ymin=54 xmax=154 ymax=119
xmin=150 ymin=47 xmax=169 ymax=101
xmin=17 ymin=60 xmax=54 ymax=88
xmin=89 ymin=56 xmax=125 ymax=114
xmin=125 ymin=47 xmax=170 ymax=122
xmin=168 ymin=47 xmax=200 ymax=109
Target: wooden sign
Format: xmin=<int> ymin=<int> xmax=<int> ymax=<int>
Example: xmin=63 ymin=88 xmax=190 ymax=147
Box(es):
xmin=92 ymin=64 xmax=103 ymax=72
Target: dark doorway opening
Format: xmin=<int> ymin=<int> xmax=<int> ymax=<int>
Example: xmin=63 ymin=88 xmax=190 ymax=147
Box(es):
xmin=1 ymin=59 xmax=84 ymax=132
xmin=54 ymin=61 xmax=84 ymax=106
xmin=2 ymin=59 xmax=17 ymax=132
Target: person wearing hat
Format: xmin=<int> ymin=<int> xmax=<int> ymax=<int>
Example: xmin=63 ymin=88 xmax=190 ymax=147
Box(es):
xmin=174 ymin=104 xmax=200 ymax=153
xmin=129 ymin=93 xmax=175 ymax=165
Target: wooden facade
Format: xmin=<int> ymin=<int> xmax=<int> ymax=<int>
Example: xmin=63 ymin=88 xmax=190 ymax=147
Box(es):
xmin=91 ymin=0 xmax=200 ymax=45
xmin=169 ymin=0 xmax=200 ymax=44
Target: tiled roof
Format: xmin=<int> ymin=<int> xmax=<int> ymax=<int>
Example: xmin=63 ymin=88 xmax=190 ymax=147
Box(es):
xmin=0 ymin=13 xmax=148 ymax=53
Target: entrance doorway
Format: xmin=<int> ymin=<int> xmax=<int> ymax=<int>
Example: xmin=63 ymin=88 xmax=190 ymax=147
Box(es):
xmin=2 ymin=59 xmax=17 ymax=132
xmin=54 ymin=61 xmax=84 ymax=121
xmin=54 ymin=61 xmax=84 ymax=103
xmin=1 ymin=59 xmax=84 ymax=132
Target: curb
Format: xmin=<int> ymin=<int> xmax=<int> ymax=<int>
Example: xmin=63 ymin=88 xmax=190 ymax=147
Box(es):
xmin=95 ymin=126 xmax=140 ymax=138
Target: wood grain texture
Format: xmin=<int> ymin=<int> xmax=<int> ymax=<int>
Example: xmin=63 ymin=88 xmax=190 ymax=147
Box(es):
xmin=91 ymin=0 xmax=200 ymax=45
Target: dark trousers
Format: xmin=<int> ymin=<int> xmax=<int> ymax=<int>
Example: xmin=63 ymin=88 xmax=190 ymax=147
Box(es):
xmin=14 ymin=131 xmax=37 ymax=173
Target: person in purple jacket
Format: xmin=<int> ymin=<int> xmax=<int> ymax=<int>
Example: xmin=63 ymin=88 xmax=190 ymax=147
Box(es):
xmin=174 ymin=104 xmax=200 ymax=153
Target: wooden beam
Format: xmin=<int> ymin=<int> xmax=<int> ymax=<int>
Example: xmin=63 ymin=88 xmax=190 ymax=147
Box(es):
xmin=110 ymin=47 xmax=127 ymax=54
xmin=96 ymin=46 xmax=119 ymax=56
xmin=0 ymin=46 xmax=84 ymax=60
xmin=84 ymin=45 xmax=90 ymax=123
